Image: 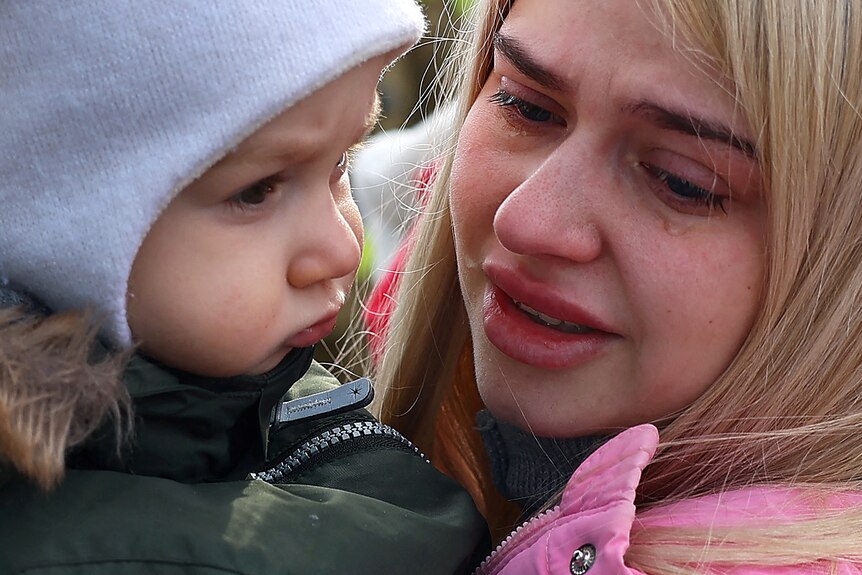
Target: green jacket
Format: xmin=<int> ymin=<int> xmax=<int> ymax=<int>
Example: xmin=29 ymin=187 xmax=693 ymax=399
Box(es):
xmin=0 ymin=302 xmax=488 ymax=574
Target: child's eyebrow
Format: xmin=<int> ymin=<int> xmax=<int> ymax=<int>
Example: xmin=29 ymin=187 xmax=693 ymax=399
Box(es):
xmin=229 ymin=93 xmax=384 ymax=168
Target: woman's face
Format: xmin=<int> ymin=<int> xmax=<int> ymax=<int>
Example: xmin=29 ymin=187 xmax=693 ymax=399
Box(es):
xmin=451 ymin=0 xmax=765 ymax=436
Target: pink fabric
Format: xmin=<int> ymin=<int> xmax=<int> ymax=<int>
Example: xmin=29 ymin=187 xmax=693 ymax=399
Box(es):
xmin=481 ymin=424 xmax=862 ymax=575
xmin=364 ymin=237 xmax=410 ymax=363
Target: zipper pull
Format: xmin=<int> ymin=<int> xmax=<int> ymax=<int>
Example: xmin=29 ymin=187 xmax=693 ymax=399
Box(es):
xmin=271 ymin=377 xmax=374 ymax=429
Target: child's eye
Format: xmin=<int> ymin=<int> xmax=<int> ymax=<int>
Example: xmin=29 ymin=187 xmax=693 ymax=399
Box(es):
xmin=488 ymin=88 xmax=562 ymax=125
xmin=336 ymin=151 xmax=349 ymax=171
xmin=227 ymin=177 xmax=278 ymax=210
xmin=333 ymin=151 xmax=351 ymax=179
xmin=332 ymin=149 xmax=357 ymax=184
xmin=641 ymin=162 xmax=727 ymax=215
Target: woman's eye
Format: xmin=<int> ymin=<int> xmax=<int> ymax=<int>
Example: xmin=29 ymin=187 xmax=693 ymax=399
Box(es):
xmin=641 ymin=163 xmax=727 ymax=215
xmin=227 ymin=178 xmax=278 ymax=210
xmin=489 ymin=88 xmax=559 ymax=124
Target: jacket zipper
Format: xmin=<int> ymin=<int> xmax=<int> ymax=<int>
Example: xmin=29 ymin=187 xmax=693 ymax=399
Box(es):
xmin=251 ymin=420 xmax=427 ymax=483
xmin=473 ymin=504 xmax=563 ymax=575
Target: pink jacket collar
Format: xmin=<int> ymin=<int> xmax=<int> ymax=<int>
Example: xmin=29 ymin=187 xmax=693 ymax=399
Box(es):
xmin=475 ymin=424 xmax=862 ymax=575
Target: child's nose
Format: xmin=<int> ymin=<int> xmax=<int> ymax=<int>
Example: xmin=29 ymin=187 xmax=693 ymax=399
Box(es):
xmin=287 ymin=195 xmax=363 ymax=289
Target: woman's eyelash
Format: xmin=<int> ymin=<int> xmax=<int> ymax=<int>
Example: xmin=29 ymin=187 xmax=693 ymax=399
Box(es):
xmin=488 ymin=88 xmax=555 ymax=123
xmin=488 ymin=87 xmax=729 ymax=216
xmin=642 ymin=163 xmax=727 ymax=214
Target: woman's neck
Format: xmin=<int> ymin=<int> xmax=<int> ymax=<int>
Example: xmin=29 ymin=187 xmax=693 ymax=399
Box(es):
xmin=476 ymin=409 xmax=609 ymax=518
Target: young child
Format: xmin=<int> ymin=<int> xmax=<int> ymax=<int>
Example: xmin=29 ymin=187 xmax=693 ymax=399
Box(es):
xmin=0 ymin=1 xmax=487 ymax=573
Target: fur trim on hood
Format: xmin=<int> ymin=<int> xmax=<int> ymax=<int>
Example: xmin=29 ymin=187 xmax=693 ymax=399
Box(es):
xmin=0 ymin=307 xmax=129 ymax=490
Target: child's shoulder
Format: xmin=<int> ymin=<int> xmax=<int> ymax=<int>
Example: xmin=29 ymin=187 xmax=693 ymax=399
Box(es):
xmin=1 ymin=354 xmax=489 ymax=575
xmin=0 ymin=463 xmax=484 ymax=575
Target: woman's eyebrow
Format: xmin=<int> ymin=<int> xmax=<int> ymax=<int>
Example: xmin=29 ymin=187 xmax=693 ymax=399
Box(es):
xmin=493 ymin=32 xmax=758 ymax=161
xmin=623 ymin=100 xmax=758 ymax=159
xmin=493 ymin=31 xmax=565 ymax=91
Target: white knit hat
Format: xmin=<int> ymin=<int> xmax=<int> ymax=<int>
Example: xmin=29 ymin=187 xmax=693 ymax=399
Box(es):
xmin=0 ymin=0 xmax=424 ymax=348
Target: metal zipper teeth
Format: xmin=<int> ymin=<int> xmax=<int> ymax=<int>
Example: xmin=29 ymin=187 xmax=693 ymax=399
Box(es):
xmin=252 ymin=420 xmax=428 ymax=484
xmin=473 ymin=504 xmax=562 ymax=575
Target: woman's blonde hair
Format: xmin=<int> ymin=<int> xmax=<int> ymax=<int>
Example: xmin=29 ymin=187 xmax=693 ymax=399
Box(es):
xmin=376 ymin=0 xmax=862 ymax=570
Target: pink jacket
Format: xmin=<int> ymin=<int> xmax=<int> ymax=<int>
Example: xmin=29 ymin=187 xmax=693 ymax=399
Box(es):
xmin=474 ymin=424 xmax=862 ymax=575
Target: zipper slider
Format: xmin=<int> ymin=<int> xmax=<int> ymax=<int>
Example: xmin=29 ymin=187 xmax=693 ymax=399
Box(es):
xmin=271 ymin=377 xmax=374 ymax=429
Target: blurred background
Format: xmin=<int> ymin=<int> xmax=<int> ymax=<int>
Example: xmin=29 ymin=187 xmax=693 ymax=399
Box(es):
xmin=316 ymin=0 xmax=471 ymax=379
xmin=376 ymin=0 xmax=471 ymax=131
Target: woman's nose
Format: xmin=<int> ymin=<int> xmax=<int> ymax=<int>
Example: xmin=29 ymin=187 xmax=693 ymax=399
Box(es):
xmin=287 ymin=193 xmax=363 ymax=289
xmin=493 ymin=152 xmax=604 ymax=264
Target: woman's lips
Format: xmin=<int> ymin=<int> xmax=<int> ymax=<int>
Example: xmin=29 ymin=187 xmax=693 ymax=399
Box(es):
xmin=485 ymin=263 xmax=616 ymax=332
xmin=284 ymin=314 xmax=339 ymax=349
xmin=482 ymin=283 xmax=617 ymax=370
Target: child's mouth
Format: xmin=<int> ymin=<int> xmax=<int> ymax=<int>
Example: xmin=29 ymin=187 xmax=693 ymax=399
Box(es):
xmin=284 ymin=314 xmax=340 ymax=348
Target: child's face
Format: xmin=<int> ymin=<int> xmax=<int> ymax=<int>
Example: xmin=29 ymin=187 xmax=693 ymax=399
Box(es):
xmin=127 ymin=55 xmax=389 ymax=377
